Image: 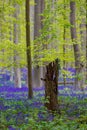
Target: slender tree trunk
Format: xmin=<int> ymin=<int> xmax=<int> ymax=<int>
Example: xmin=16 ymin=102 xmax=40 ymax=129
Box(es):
xmin=86 ymin=23 xmax=87 ymax=82
xmin=13 ymin=4 xmax=21 ymax=88
xmin=63 ymin=27 xmax=66 ymax=86
xmin=70 ymin=1 xmax=84 ymax=90
xmin=9 ymin=14 xmax=14 ymax=82
xmin=80 ymin=18 xmax=86 ymax=85
xmin=86 ymin=2 xmax=87 ymax=81
xmin=33 ymin=0 xmax=44 ymax=88
xmin=86 ymin=21 xmax=87 ymax=82
xmin=63 ymin=0 xmax=66 ymax=86
xmin=26 ymin=0 xmax=33 ymax=98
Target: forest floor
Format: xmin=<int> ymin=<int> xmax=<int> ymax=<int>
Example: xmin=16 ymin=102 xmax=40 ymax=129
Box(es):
xmin=0 ymin=84 xmax=87 ymax=130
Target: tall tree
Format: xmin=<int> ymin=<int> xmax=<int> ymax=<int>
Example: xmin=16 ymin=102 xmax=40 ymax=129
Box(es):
xmin=70 ymin=1 xmax=84 ymax=89
xmin=33 ymin=0 xmax=44 ymax=88
xmin=86 ymin=21 xmax=87 ymax=80
xmin=80 ymin=18 xmax=86 ymax=85
xmin=13 ymin=3 xmax=21 ymax=88
xmin=26 ymin=0 xmax=33 ymax=98
xmin=86 ymin=0 xmax=87 ymax=81
xmin=9 ymin=17 xmax=14 ymax=82
xmin=63 ymin=0 xmax=66 ymax=85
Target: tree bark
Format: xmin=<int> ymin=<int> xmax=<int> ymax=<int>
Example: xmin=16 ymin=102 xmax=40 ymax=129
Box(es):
xmin=26 ymin=0 xmax=33 ymax=98
xmin=80 ymin=18 xmax=86 ymax=85
xmin=70 ymin=1 xmax=84 ymax=89
xmin=86 ymin=2 xmax=87 ymax=81
xmin=63 ymin=0 xmax=66 ymax=86
xmin=44 ymin=59 xmax=59 ymax=111
xmin=13 ymin=4 xmax=21 ymax=88
xmin=33 ymin=0 xmax=44 ymax=88
xmin=86 ymin=21 xmax=87 ymax=82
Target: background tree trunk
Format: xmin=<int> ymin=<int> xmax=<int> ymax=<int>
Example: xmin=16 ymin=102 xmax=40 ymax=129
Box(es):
xmin=86 ymin=4 xmax=87 ymax=81
xmin=70 ymin=1 xmax=84 ymax=90
xmin=9 ymin=14 xmax=14 ymax=82
xmin=80 ymin=18 xmax=86 ymax=85
xmin=33 ymin=0 xmax=44 ymax=88
xmin=86 ymin=21 xmax=87 ymax=80
xmin=26 ymin=0 xmax=33 ymax=98
xmin=13 ymin=3 xmax=21 ymax=88
xmin=63 ymin=0 xmax=66 ymax=86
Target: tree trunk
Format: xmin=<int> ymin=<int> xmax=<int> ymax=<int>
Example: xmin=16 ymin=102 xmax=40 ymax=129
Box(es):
xmin=13 ymin=4 xmax=21 ymax=88
xmin=86 ymin=4 xmax=87 ymax=81
xmin=70 ymin=1 xmax=84 ymax=90
xmin=26 ymin=0 xmax=33 ymax=98
xmin=44 ymin=59 xmax=59 ymax=111
xmin=9 ymin=15 xmax=14 ymax=82
xmin=63 ymin=0 xmax=66 ymax=86
xmin=80 ymin=18 xmax=86 ymax=85
xmin=33 ymin=0 xmax=44 ymax=88
xmin=86 ymin=21 xmax=87 ymax=82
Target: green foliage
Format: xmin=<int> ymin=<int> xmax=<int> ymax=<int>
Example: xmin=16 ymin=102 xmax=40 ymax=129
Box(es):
xmin=0 ymin=95 xmax=87 ymax=130
xmin=0 ymin=0 xmax=86 ymax=69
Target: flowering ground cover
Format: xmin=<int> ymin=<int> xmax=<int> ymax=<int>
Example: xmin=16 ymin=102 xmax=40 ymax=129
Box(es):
xmin=0 ymin=84 xmax=87 ymax=130
xmin=0 ymin=69 xmax=87 ymax=130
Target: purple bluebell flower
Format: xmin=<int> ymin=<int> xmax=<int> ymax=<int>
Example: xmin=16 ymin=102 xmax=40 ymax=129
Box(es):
xmin=8 ymin=126 xmax=16 ymax=130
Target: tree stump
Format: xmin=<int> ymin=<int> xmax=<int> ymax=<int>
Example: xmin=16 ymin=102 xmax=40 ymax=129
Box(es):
xmin=44 ymin=59 xmax=59 ymax=111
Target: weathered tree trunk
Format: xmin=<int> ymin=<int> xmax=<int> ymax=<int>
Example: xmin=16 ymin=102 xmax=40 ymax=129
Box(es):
xmin=70 ymin=1 xmax=84 ymax=90
xmin=26 ymin=0 xmax=33 ymax=98
xmin=13 ymin=4 xmax=21 ymax=88
xmin=44 ymin=59 xmax=59 ymax=111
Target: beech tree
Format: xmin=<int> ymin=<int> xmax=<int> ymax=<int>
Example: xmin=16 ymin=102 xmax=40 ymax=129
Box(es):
xmin=13 ymin=3 xmax=22 ymax=88
xmin=33 ymin=0 xmax=44 ymax=88
xmin=63 ymin=0 xmax=66 ymax=85
xmin=86 ymin=1 xmax=87 ymax=81
xmin=25 ymin=0 xmax=33 ymax=98
xmin=70 ymin=1 xmax=84 ymax=89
